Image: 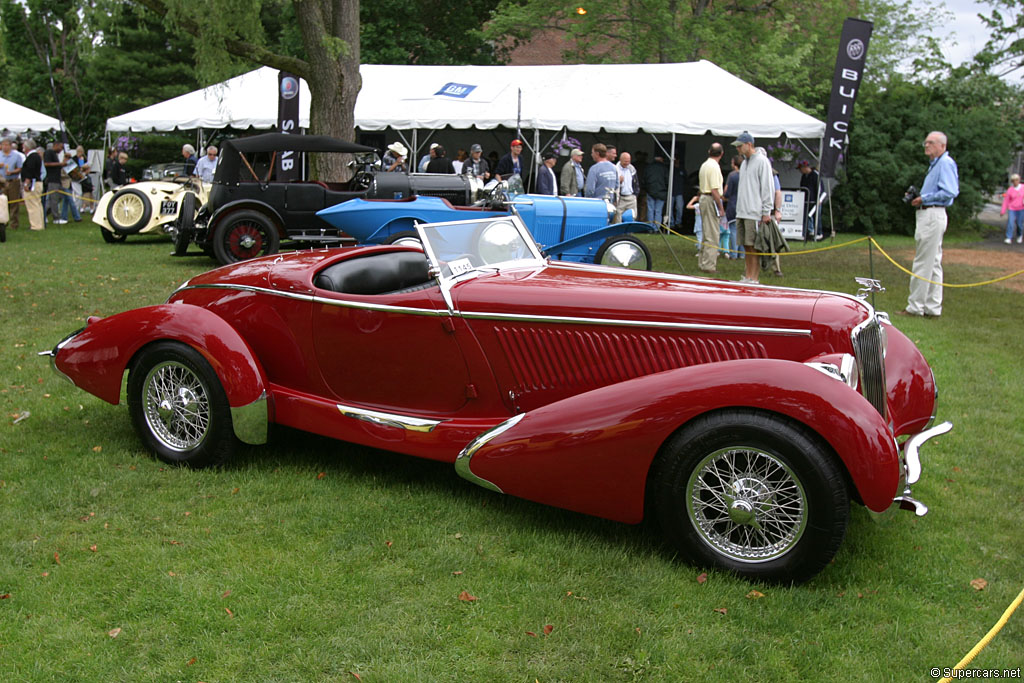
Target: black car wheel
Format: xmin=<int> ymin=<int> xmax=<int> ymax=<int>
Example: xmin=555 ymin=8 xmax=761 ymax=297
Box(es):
xmin=595 ymin=235 xmax=652 ymax=270
xmin=649 ymin=409 xmax=849 ymax=583
xmin=211 ymin=210 xmax=280 ymax=265
xmin=127 ymin=341 xmax=235 ymax=468
xmin=172 ymin=192 xmax=197 ymax=256
xmin=99 ymin=226 xmax=127 ymax=243
xmin=384 ymin=230 xmax=423 ymax=248
xmin=106 ymin=188 xmax=152 ymax=234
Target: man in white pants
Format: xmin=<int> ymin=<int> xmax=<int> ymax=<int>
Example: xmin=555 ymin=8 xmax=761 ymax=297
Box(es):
xmin=901 ymin=131 xmax=958 ymax=318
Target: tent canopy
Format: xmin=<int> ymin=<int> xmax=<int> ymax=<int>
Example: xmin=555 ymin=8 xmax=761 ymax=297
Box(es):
xmin=1 ymin=97 xmax=60 ymax=134
xmin=106 ymin=62 xmax=824 ymax=140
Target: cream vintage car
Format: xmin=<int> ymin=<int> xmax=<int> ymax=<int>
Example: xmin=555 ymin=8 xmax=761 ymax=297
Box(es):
xmin=93 ymin=177 xmax=208 ymax=244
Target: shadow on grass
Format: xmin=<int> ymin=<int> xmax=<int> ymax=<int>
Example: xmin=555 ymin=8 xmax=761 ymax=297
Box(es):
xmin=228 ymin=424 xmax=669 ymax=562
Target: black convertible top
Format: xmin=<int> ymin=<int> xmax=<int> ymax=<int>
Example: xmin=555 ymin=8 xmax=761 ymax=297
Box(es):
xmin=214 ymin=133 xmax=375 ymax=183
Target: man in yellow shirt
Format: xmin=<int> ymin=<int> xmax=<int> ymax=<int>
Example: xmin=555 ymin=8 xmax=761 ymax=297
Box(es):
xmin=697 ymin=143 xmax=726 ymax=273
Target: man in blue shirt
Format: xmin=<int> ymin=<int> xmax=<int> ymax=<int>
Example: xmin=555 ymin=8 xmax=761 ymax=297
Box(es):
xmin=901 ymin=131 xmax=959 ymax=318
xmin=584 ymin=143 xmax=619 ymax=202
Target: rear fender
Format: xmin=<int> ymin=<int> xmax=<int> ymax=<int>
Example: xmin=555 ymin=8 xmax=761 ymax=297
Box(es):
xmin=544 ymin=221 xmax=657 ymax=256
xmin=458 ymin=359 xmax=898 ymax=523
xmin=55 ymin=303 xmax=267 ymax=412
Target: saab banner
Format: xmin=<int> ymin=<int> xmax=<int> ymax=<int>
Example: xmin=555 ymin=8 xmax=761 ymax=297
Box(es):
xmin=277 ymin=71 xmax=300 ymax=181
xmin=820 ymin=18 xmax=872 ymax=178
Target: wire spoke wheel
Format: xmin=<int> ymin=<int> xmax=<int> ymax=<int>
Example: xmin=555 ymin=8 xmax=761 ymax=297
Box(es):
xmin=142 ymin=360 xmax=211 ymax=451
xmin=686 ymin=447 xmax=807 ymax=562
xmin=112 ymin=194 xmax=145 ymax=225
xmin=212 ymin=210 xmax=279 ymax=265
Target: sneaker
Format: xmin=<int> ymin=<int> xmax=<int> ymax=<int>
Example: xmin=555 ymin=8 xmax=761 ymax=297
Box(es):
xmin=1005 ymin=238 xmax=1012 ymax=244
xmin=1018 ymin=236 xmax=1023 ymax=244
xmin=54 ymin=219 xmax=67 ymax=225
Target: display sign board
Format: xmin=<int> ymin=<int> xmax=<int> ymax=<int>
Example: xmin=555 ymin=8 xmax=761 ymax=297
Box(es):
xmin=779 ymin=189 xmax=806 ymax=239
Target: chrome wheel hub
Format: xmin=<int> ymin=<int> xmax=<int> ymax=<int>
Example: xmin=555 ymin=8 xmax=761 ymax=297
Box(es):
xmin=686 ymin=447 xmax=807 ymax=562
xmin=600 ymin=242 xmax=646 ymax=269
xmin=142 ymin=361 xmax=210 ymax=451
xmin=238 ymin=234 xmax=257 ymax=249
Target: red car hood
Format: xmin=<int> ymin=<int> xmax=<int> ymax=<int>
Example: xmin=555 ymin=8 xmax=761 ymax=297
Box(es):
xmin=450 ymin=262 xmax=849 ymax=335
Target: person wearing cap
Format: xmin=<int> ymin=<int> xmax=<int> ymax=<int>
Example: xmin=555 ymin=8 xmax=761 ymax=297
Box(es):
xmin=425 ymin=144 xmax=456 ymax=174
xmin=536 ymin=152 xmax=557 ymax=195
xmin=417 ymin=142 xmax=440 ymax=173
xmin=797 ymin=160 xmax=821 ymax=240
xmin=494 ymin=139 xmax=524 ymax=181
xmin=615 ymin=151 xmax=639 ymax=222
xmin=560 ymin=148 xmax=584 ymax=197
xmin=462 ymin=144 xmax=490 ymax=181
xmin=900 ymin=130 xmax=958 ymax=318
xmin=697 ymin=143 xmax=726 ymax=273
xmin=383 ymin=142 xmax=408 ymax=173
xmin=732 ymin=131 xmax=774 ymax=284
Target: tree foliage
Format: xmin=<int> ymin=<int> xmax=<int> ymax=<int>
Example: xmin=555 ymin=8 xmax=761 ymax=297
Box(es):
xmin=832 ymin=72 xmax=1024 ymax=234
xmin=974 ymin=0 xmax=1024 ymax=77
xmin=361 ymin=0 xmax=503 ymax=64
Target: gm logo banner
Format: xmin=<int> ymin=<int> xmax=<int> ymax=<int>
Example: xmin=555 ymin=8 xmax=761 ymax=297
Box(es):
xmin=435 ymin=83 xmax=477 ymax=98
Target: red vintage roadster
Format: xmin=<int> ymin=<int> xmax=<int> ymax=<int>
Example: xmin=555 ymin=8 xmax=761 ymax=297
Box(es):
xmin=45 ymin=215 xmax=950 ymax=582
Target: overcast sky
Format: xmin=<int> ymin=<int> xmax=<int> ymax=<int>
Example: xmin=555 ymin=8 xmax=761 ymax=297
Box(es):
xmin=928 ymin=0 xmax=1014 ymax=76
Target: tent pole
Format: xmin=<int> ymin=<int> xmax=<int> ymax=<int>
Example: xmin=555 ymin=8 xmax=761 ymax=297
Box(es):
xmin=531 ymin=128 xmax=540 ymax=192
xmin=412 ymin=130 xmax=418 ymax=172
xmin=665 ymin=133 xmax=676 ymax=231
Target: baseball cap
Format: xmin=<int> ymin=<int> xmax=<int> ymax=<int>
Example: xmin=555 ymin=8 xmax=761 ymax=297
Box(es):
xmin=542 ymin=151 xmax=556 ymax=161
xmin=510 ymin=139 xmax=523 ymax=147
xmin=796 ymin=160 xmax=810 ymax=168
xmin=731 ymin=131 xmax=755 ymax=146
xmin=470 ymin=143 xmax=482 ymax=153
xmin=429 ymin=142 xmax=440 ymax=150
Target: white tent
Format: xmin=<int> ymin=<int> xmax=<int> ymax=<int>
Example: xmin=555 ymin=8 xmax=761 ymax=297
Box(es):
xmin=105 ymin=62 xmax=824 ymax=139
xmin=106 ymin=67 xmax=313 ymax=132
xmin=1 ymin=97 xmax=60 ymax=133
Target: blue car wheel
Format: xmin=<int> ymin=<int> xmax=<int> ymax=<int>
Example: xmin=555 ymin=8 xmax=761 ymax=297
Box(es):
xmin=595 ymin=235 xmax=652 ymax=270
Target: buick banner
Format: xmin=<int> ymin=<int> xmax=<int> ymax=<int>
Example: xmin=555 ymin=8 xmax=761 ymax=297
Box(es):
xmin=820 ymin=18 xmax=872 ymax=178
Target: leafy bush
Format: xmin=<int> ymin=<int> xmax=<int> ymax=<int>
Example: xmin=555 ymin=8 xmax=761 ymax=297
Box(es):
xmin=834 ymin=74 xmax=1024 ymax=234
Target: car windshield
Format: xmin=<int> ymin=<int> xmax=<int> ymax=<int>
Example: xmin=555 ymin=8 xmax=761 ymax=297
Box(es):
xmin=416 ymin=215 xmax=545 ymax=281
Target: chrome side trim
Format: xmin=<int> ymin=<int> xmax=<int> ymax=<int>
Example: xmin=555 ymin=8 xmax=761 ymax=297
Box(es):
xmin=179 ymin=283 xmax=810 ymax=335
xmin=903 ymin=420 xmax=952 ymax=485
xmin=459 ymin=310 xmax=811 ymax=337
xmin=336 ymin=403 xmax=443 ymax=433
xmin=231 ymin=390 xmax=269 ymax=445
xmin=455 ymin=413 xmax=526 ymax=493
xmin=178 ymin=283 xmax=445 ymax=316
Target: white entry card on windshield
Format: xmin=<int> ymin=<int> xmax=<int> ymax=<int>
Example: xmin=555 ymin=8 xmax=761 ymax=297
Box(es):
xmin=449 ymin=258 xmax=474 ymax=276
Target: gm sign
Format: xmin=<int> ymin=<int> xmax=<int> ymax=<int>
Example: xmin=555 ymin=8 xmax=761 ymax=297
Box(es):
xmin=435 ymin=82 xmax=477 ymax=98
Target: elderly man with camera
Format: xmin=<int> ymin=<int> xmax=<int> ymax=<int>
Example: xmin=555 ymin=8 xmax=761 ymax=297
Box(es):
xmin=899 ymin=131 xmax=958 ymax=319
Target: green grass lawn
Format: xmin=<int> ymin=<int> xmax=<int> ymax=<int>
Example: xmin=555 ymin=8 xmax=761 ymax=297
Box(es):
xmin=2 ymin=212 xmax=1022 ymax=681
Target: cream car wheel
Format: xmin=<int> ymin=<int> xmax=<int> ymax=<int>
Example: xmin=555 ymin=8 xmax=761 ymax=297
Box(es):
xmin=106 ymin=188 xmax=152 ymax=234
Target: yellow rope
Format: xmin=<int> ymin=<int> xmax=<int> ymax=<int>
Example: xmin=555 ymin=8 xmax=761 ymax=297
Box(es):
xmin=868 ymin=237 xmax=1024 ymax=288
xmin=656 ymin=223 xmax=1024 ymax=286
xmin=938 ymin=586 xmax=1024 ymax=683
xmin=5 ymin=188 xmax=100 ymax=205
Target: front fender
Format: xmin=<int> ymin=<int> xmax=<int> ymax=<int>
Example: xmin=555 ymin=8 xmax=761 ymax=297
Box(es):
xmin=54 ymin=304 xmax=267 ymax=413
xmin=544 ymin=221 xmax=657 ymax=256
xmin=458 ymin=359 xmax=898 ymax=523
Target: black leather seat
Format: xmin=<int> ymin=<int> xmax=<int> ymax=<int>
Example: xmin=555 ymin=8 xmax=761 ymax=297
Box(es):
xmin=314 ymin=251 xmax=433 ymax=296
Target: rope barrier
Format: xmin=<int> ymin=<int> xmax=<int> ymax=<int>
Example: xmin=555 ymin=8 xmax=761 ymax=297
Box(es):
xmin=654 ymin=223 xmax=1024 ymax=287
xmin=3 ymin=188 xmax=99 ymax=204
xmin=938 ymin=586 xmax=1024 ymax=683
xmin=867 ymin=237 xmax=1024 ymax=288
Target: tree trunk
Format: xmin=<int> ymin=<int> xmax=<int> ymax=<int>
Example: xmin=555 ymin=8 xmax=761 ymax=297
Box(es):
xmin=294 ymin=0 xmax=362 ymax=181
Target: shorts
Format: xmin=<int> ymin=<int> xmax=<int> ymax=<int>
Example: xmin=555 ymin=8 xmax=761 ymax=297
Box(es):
xmin=737 ymin=218 xmax=759 ymax=247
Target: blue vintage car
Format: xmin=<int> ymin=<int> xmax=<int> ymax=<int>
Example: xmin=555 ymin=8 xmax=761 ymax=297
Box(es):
xmin=316 ymin=177 xmax=657 ymax=269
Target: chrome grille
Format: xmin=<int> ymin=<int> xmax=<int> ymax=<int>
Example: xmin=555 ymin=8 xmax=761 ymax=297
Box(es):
xmin=851 ymin=316 xmax=886 ymax=418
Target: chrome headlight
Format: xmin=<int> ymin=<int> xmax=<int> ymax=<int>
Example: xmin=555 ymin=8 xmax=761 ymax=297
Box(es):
xmin=477 ymin=220 xmax=525 ymax=263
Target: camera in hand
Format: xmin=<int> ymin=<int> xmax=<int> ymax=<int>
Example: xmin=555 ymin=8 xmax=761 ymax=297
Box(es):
xmin=902 ymin=185 xmax=919 ymax=204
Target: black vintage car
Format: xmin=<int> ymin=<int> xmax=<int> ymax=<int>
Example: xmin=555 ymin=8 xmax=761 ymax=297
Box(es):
xmin=172 ymin=133 xmax=484 ymax=265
